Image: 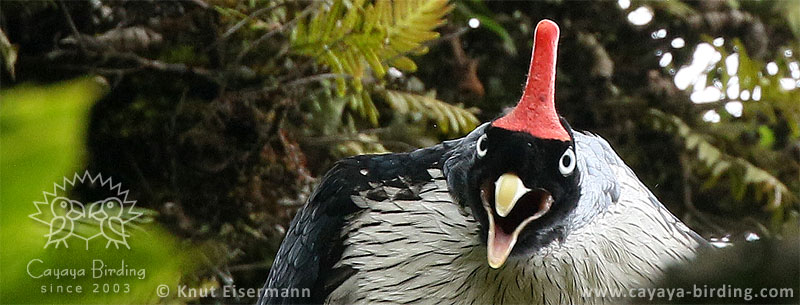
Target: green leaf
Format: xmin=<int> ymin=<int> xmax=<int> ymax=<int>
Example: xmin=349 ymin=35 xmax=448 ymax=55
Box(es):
xmin=291 ymin=0 xmax=452 ymax=96
xmin=391 ymin=56 xmax=418 ymax=72
xmin=758 ymin=125 xmax=775 ymax=148
xmin=0 ymin=78 xmax=197 ymax=304
xmin=474 ymin=15 xmax=516 ymax=55
xmin=777 ymin=0 xmax=800 ymax=39
xmin=455 ymin=2 xmax=516 ymax=55
xmin=648 ymin=109 xmax=795 ymax=211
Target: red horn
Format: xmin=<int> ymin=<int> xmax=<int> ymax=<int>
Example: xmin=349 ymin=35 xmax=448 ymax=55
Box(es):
xmin=492 ymin=20 xmax=569 ymax=141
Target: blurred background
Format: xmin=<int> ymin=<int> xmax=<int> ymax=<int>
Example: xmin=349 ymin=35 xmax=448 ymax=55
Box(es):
xmin=1 ymin=0 xmax=798 ymax=304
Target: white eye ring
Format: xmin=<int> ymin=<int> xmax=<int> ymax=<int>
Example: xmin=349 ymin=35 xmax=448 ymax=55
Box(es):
xmin=559 ymin=147 xmax=576 ymax=176
xmin=476 ymin=134 xmax=488 ymax=157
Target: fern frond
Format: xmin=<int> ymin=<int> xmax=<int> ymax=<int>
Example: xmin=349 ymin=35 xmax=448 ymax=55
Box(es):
xmin=348 ymin=89 xmax=380 ymax=126
xmin=336 ymin=133 xmax=390 ymax=157
xmin=381 ymin=89 xmax=479 ymax=136
xmin=649 ymin=109 xmax=795 ymax=210
xmin=291 ymin=0 xmax=452 ymax=95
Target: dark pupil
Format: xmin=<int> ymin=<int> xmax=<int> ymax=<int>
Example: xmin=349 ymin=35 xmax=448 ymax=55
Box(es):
xmin=479 ymin=138 xmax=488 ymax=151
xmin=562 ymin=154 xmax=571 ymax=167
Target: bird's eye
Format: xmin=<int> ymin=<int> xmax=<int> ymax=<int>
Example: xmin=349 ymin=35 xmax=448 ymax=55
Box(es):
xmin=476 ymin=134 xmax=488 ymax=157
xmin=559 ymin=147 xmax=576 ymax=176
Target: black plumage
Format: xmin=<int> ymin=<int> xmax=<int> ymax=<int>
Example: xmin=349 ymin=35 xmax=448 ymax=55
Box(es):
xmin=260 ymin=144 xmax=453 ymax=303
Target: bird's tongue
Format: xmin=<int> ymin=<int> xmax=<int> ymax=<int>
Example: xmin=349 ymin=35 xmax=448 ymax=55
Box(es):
xmin=488 ymin=221 xmax=515 ymax=269
xmin=486 ymin=212 xmax=517 ymax=269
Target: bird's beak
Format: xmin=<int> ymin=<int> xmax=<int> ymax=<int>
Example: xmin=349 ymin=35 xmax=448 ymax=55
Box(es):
xmin=67 ymin=202 xmax=85 ymax=219
xmin=483 ymin=173 xmax=553 ymax=269
xmin=494 ymin=173 xmax=531 ymax=217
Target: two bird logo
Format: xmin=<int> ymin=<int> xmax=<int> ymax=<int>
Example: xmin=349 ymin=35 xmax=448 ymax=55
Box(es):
xmin=30 ymin=172 xmax=141 ymax=250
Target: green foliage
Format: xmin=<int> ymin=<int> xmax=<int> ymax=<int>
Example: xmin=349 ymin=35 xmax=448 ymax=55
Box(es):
xmin=707 ymin=37 xmax=800 ymax=139
xmin=291 ymin=0 xmax=453 ymax=95
xmin=726 ymin=38 xmax=800 ymax=139
xmin=380 ymin=89 xmax=479 ymax=136
xmin=652 ymin=21 xmax=798 ymax=234
xmin=650 ymin=0 xmax=698 ymax=19
xmin=335 ymin=133 xmax=390 ymax=156
xmin=307 ymin=83 xmax=479 ymax=139
xmin=348 ymin=89 xmax=381 ymax=126
xmin=649 ymin=109 xmax=795 ymax=212
xmin=0 ymin=78 xmax=196 ymax=304
xmin=287 ymin=0 xmax=476 ymax=147
xmin=777 ymin=0 xmax=800 ymax=39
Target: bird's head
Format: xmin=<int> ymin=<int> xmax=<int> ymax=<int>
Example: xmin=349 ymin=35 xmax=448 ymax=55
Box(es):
xmin=51 ymin=197 xmax=71 ymax=216
xmin=449 ymin=20 xmax=580 ymax=269
xmin=103 ymin=198 xmax=124 ymax=217
xmin=51 ymin=196 xmax=85 ymax=220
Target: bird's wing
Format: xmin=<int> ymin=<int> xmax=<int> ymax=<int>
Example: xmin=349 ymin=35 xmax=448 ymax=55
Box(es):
xmin=107 ymin=217 xmax=129 ymax=238
xmin=46 ymin=216 xmax=67 ymax=238
xmin=571 ymin=132 xmax=621 ymax=227
xmin=573 ymin=132 xmax=708 ymax=247
xmin=101 ymin=217 xmax=126 ymax=242
xmin=258 ymin=144 xmax=448 ymax=305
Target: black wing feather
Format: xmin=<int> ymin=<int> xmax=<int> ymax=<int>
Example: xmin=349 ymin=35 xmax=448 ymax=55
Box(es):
xmin=257 ymin=144 xmax=449 ymax=305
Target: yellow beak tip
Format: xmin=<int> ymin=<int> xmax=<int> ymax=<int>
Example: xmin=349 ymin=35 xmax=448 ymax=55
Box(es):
xmin=488 ymin=260 xmax=505 ymax=269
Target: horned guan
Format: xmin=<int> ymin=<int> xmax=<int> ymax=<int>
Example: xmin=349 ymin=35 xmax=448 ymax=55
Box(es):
xmin=258 ymin=20 xmax=706 ymax=304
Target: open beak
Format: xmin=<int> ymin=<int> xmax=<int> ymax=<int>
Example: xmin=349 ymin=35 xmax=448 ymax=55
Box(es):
xmin=482 ymin=173 xmax=553 ymax=269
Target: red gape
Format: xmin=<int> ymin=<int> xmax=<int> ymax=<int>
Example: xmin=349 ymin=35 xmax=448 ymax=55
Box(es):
xmin=492 ymin=20 xmax=570 ymax=141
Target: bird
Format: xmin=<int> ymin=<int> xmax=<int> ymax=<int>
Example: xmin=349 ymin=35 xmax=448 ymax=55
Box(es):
xmin=89 ymin=197 xmax=130 ymax=249
xmin=44 ymin=196 xmax=84 ymax=248
xmin=258 ymin=20 xmax=707 ymax=305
